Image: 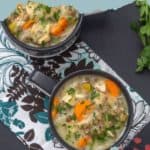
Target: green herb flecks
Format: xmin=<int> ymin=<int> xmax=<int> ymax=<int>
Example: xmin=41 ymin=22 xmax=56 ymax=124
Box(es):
xmin=104 ymin=113 xmax=115 ymax=122
xmin=74 ymin=132 xmax=81 ymax=140
xmin=56 ymin=105 xmax=66 ymax=114
xmin=94 ymin=131 xmax=107 ymax=143
xmin=90 ymin=89 xmax=100 ymax=100
xmin=41 ymin=41 xmax=46 ymax=47
xmin=53 ymin=10 xmax=60 ymax=21
xmin=65 ymin=130 xmax=72 ymax=140
xmin=35 ymin=3 xmax=51 ymax=13
xmin=51 ymin=37 xmax=60 ymax=44
xmin=68 ymin=114 xmax=76 ymax=121
xmin=39 ymin=16 xmax=48 ymax=26
xmin=67 ymin=88 xmax=76 ymax=95
xmin=56 ymin=103 xmax=72 ymax=114
xmin=92 ymin=112 xmax=96 ymax=119
xmin=44 ymin=5 xmax=51 ymax=13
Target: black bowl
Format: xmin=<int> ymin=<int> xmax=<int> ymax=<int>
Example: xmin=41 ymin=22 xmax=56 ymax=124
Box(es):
xmin=1 ymin=14 xmax=83 ymax=58
xmin=29 ymin=69 xmax=133 ymax=150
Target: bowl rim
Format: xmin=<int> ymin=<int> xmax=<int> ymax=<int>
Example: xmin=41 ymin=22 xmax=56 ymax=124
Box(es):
xmin=48 ymin=69 xmax=134 ymax=150
xmin=2 ymin=13 xmax=83 ymax=53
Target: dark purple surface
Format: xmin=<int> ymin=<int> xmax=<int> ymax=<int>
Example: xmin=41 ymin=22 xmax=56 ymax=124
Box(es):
xmin=0 ymin=3 xmax=150 ymax=150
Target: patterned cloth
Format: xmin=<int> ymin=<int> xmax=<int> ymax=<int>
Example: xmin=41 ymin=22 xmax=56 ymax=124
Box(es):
xmin=0 ymin=22 xmax=150 ymax=150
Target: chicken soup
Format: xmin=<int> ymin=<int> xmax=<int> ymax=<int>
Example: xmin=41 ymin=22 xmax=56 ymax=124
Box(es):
xmin=52 ymin=75 xmax=128 ymax=150
xmin=6 ymin=1 xmax=79 ymax=47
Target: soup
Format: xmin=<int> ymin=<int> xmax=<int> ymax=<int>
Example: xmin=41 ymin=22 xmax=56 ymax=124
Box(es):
xmin=52 ymin=75 xmax=128 ymax=150
xmin=6 ymin=1 xmax=79 ymax=47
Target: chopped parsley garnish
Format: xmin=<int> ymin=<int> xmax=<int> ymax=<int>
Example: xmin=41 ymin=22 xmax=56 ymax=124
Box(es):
xmin=56 ymin=105 xmax=66 ymax=114
xmin=39 ymin=16 xmax=48 ymax=26
xmin=35 ymin=4 xmax=51 ymax=13
xmin=41 ymin=41 xmax=46 ymax=47
xmin=104 ymin=113 xmax=117 ymax=123
xmin=96 ymin=131 xmax=107 ymax=142
xmin=74 ymin=132 xmax=81 ymax=139
xmin=67 ymin=88 xmax=76 ymax=95
xmin=90 ymin=89 xmax=100 ymax=100
xmin=56 ymin=103 xmax=72 ymax=114
xmin=70 ymin=114 xmax=76 ymax=121
xmin=67 ymin=125 xmax=72 ymax=128
xmin=65 ymin=103 xmax=72 ymax=109
xmin=51 ymin=37 xmax=60 ymax=44
xmin=93 ymin=112 xmax=96 ymax=119
xmin=53 ymin=10 xmax=60 ymax=21
xmin=68 ymin=16 xmax=73 ymax=22
xmin=44 ymin=6 xmax=51 ymax=13
xmin=65 ymin=130 xmax=72 ymax=140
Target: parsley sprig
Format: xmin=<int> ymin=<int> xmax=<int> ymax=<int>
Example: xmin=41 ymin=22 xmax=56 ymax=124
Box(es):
xmin=131 ymin=0 xmax=150 ymax=72
xmin=67 ymin=88 xmax=76 ymax=95
xmin=90 ymin=89 xmax=100 ymax=100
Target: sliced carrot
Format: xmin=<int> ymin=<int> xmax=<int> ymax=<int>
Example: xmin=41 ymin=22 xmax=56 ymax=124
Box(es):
xmin=52 ymin=109 xmax=57 ymax=119
xmin=74 ymin=100 xmax=94 ymax=121
xmin=50 ymin=24 xmax=63 ymax=36
xmin=105 ymin=79 xmax=120 ymax=97
xmin=53 ymin=97 xmax=60 ymax=106
xmin=51 ymin=17 xmax=68 ymax=36
xmin=52 ymin=97 xmax=60 ymax=119
xmin=22 ymin=20 xmax=35 ymax=30
xmin=76 ymin=136 xmax=91 ymax=148
xmin=58 ymin=17 xmax=68 ymax=29
xmin=74 ymin=101 xmax=85 ymax=121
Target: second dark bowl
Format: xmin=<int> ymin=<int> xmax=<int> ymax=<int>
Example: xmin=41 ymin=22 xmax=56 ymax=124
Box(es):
xmin=1 ymin=13 xmax=83 ymax=58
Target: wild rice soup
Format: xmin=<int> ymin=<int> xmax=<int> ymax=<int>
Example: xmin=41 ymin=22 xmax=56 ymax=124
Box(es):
xmin=52 ymin=75 xmax=128 ymax=150
xmin=6 ymin=1 xmax=79 ymax=47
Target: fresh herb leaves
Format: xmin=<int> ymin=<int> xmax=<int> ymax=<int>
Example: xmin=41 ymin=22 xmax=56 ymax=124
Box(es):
xmin=39 ymin=16 xmax=48 ymax=26
xmin=65 ymin=130 xmax=72 ymax=140
xmin=137 ymin=46 xmax=150 ymax=71
xmin=35 ymin=4 xmax=51 ymax=13
xmin=56 ymin=103 xmax=72 ymax=114
xmin=56 ymin=105 xmax=66 ymax=114
xmin=90 ymin=90 xmax=100 ymax=100
xmin=44 ymin=6 xmax=51 ymax=13
xmin=131 ymin=0 xmax=150 ymax=72
xmin=53 ymin=10 xmax=60 ymax=21
xmin=70 ymin=114 xmax=76 ymax=120
xmin=67 ymin=88 xmax=76 ymax=95
xmin=93 ymin=131 xmax=107 ymax=143
xmin=104 ymin=113 xmax=116 ymax=122
xmin=51 ymin=37 xmax=60 ymax=44
xmin=41 ymin=41 xmax=46 ymax=47
xmin=74 ymin=132 xmax=81 ymax=139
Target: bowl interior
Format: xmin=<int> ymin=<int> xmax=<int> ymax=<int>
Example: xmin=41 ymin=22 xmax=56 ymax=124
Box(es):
xmin=48 ymin=69 xmax=133 ymax=150
xmin=2 ymin=13 xmax=83 ymax=57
